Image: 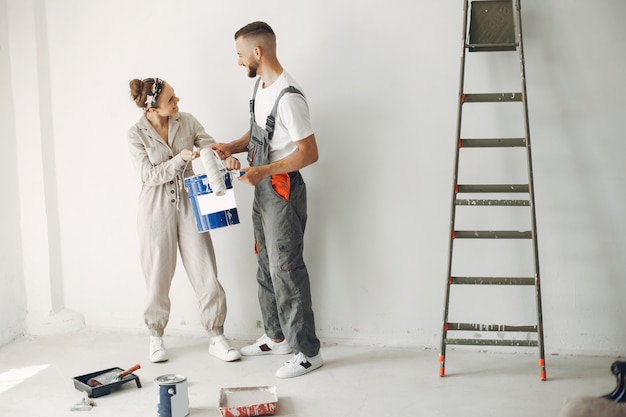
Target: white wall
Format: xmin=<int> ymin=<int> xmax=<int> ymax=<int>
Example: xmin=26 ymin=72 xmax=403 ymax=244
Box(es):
xmin=0 ymin=0 xmax=27 ymax=345
xmin=4 ymin=0 xmax=626 ymax=355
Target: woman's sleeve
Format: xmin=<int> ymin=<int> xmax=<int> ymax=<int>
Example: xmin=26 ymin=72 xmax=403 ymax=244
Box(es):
xmin=128 ymin=128 xmax=187 ymax=186
xmin=189 ymin=113 xmax=216 ymax=151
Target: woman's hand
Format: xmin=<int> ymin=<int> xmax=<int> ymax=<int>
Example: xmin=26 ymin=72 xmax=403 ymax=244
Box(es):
xmin=180 ymin=149 xmax=198 ymax=162
xmin=223 ymin=156 xmax=241 ymax=171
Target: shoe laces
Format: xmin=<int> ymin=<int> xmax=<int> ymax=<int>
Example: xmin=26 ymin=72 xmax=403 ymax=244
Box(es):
xmin=213 ymin=335 xmax=234 ymax=351
xmin=286 ymin=352 xmax=307 ymax=366
xmin=150 ymin=338 xmax=164 ymax=349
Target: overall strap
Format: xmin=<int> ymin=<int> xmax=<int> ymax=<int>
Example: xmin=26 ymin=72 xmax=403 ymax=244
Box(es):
xmin=265 ymin=86 xmax=303 ymax=140
xmin=249 ymin=78 xmax=262 ymax=119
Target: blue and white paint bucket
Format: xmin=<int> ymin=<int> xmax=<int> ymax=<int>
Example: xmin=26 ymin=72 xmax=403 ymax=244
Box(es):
xmin=184 ymin=173 xmax=240 ymax=232
xmin=155 ymin=374 xmax=189 ymax=417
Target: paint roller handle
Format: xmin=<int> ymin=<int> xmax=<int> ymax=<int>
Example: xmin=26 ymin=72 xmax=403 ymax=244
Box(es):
xmin=118 ymin=363 xmax=141 ymax=378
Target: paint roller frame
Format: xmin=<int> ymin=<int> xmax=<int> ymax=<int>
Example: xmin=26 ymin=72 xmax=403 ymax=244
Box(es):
xmin=200 ymin=148 xmax=228 ymax=196
xmin=73 ymin=365 xmax=142 ymax=398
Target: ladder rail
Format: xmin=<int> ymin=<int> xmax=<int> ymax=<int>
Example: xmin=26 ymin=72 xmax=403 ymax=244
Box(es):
xmin=514 ymin=0 xmax=547 ymax=380
xmin=439 ymin=0 xmax=470 ymax=378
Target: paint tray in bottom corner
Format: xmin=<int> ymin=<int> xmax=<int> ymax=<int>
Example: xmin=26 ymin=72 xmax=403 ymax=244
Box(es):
xmin=218 ymin=386 xmax=277 ymax=417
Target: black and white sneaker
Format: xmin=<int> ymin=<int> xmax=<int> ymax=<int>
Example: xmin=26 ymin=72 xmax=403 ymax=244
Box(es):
xmin=275 ymin=352 xmax=323 ymax=378
xmin=240 ymin=334 xmax=293 ymax=356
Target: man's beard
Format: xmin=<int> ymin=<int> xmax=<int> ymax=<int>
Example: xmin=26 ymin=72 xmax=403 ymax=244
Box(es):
xmin=247 ymin=63 xmax=258 ymax=78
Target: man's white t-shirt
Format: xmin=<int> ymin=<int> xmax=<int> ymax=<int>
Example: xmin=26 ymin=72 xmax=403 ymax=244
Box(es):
xmin=252 ymin=71 xmax=314 ymax=163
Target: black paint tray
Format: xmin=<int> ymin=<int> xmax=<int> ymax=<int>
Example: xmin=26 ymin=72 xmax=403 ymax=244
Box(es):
xmin=72 ymin=367 xmax=142 ymax=398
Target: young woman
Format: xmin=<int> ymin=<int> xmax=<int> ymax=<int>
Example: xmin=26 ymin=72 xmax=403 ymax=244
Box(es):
xmin=127 ymin=77 xmax=239 ymax=363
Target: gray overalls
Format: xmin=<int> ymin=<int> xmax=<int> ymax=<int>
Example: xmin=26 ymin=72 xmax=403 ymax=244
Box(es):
xmin=248 ymin=79 xmax=321 ymax=357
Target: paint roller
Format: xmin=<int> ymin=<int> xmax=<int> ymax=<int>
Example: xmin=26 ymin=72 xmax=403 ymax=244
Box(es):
xmin=86 ymin=364 xmax=141 ymax=387
xmin=200 ymin=148 xmax=227 ymax=196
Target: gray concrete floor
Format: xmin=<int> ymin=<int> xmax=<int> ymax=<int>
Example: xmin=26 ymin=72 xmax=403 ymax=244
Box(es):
xmin=0 ymin=329 xmax=619 ymax=416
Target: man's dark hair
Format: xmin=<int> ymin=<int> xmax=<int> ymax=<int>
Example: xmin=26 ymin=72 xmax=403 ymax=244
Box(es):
xmin=234 ymin=21 xmax=275 ymax=40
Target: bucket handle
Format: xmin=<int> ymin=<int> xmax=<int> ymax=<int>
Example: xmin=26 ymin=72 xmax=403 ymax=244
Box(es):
xmin=182 ymin=149 xmax=244 ymax=192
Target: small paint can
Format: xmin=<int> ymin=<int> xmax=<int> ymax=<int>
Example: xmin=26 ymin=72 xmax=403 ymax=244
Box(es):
xmin=155 ymin=374 xmax=189 ymax=417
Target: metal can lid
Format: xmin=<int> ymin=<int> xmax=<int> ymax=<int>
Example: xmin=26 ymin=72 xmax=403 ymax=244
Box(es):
xmin=154 ymin=374 xmax=187 ymax=385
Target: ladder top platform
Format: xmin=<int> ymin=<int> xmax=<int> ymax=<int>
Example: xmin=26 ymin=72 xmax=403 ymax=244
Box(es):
xmin=469 ymin=0 xmax=517 ymax=52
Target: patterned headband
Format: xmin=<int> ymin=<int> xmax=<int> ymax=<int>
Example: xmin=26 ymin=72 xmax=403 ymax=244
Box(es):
xmin=145 ymin=78 xmax=164 ymax=109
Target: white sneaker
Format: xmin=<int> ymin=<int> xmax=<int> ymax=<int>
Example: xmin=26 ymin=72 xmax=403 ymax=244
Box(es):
xmin=209 ymin=335 xmax=241 ymax=362
xmin=150 ymin=336 xmax=168 ymax=363
xmin=275 ymin=352 xmax=323 ymax=378
xmin=240 ymin=334 xmax=293 ymax=356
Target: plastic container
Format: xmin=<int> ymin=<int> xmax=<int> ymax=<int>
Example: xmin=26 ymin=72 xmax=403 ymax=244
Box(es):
xmin=218 ymin=386 xmax=277 ymax=417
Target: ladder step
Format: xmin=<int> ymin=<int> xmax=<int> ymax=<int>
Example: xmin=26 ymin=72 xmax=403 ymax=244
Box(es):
xmin=455 ymin=199 xmax=530 ymax=206
xmin=460 ymin=138 xmax=526 ymax=148
xmin=457 ymin=184 xmax=529 ymax=193
xmin=453 ymin=230 xmax=532 ymax=239
xmin=445 ymin=338 xmax=539 ymax=347
xmin=463 ymin=93 xmax=523 ymax=103
xmin=447 ymin=323 xmax=538 ymax=332
xmin=467 ymin=42 xmax=518 ymax=52
xmin=451 ymin=276 xmax=536 ymax=285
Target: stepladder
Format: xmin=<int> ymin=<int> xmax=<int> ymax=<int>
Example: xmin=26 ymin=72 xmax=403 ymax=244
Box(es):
xmin=439 ymin=0 xmax=546 ymax=380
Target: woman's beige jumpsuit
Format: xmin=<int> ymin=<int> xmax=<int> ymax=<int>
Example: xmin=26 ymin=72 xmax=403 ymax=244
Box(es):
xmin=128 ymin=111 xmax=227 ymax=338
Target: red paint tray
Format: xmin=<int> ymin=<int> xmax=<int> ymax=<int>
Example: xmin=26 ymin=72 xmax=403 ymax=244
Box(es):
xmin=72 ymin=367 xmax=142 ymax=398
xmin=218 ymin=386 xmax=277 ymax=417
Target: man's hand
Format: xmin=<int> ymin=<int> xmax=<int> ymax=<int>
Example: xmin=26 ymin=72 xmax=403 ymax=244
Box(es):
xmin=224 ymin=156 xmax=241 ymax=171
xmin=238 ymin=166 xmax=268 ymax=186
xmin=210 ymin=143 xmax=232 ymax=160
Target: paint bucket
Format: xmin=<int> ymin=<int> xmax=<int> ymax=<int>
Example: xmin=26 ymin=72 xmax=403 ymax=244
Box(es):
xmin=184 ymin=173 xmax=240 ymax=232
xmin=155 ymin=374 xmax=189 ymax=417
